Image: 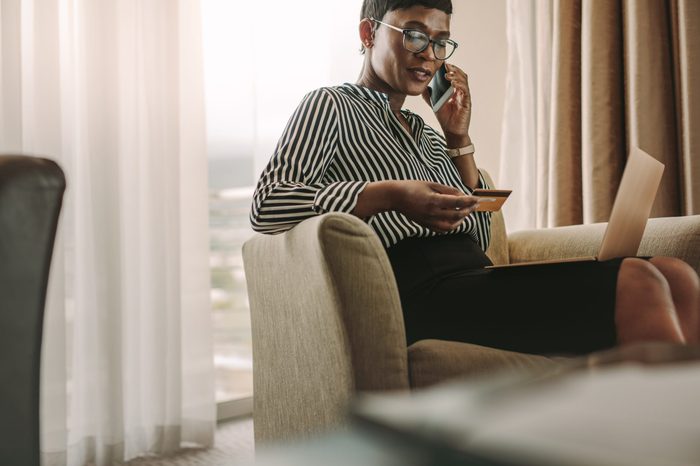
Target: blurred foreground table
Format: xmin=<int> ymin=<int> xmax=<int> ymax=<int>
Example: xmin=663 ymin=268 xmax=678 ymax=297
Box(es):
xmin=252 ymin=343 xmax=700 ymax=466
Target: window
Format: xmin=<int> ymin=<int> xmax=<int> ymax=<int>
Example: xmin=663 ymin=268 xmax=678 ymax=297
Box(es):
xmin=201 ymin=0 xmax=363 ymax=414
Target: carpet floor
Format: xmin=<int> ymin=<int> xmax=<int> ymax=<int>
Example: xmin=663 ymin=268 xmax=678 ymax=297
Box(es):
xmin=126 ymin=416 xmax=254 ymax=466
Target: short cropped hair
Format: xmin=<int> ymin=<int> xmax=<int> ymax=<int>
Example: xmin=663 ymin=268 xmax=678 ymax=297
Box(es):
xmin=359 ymin=0 xmax=453 ymax=53
xmin=360 ymin=0 xmax=453 ymax=22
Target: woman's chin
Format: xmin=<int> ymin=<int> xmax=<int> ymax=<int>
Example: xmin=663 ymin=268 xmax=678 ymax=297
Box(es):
xmin=403 ymin=82 xmax=429 ymax=97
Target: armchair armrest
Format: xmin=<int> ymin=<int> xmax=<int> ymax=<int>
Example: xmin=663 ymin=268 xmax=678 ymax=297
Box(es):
xmin=508 ymin=215 xmax=700 ymax=273
xmin=243 ymin=213 xmax=408 ymax=442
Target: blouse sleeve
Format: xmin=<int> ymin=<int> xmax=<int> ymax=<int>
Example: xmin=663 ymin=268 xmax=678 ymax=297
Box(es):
xmin=250 ymin=88 xmax=368 ymax=234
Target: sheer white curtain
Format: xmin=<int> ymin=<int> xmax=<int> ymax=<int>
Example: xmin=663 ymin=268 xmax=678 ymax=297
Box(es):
xmin=0 ymin=0 xmax=215 ymax=465
xmin=499 ymin=0 xmax=551 ymax=232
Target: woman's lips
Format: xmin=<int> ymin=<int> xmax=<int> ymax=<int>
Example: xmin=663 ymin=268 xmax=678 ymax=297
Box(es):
xmin=407 ymin=67 xmax=432 ymax=82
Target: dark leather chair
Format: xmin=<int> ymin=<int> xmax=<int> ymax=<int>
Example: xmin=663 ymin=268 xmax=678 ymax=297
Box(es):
xmin=0 ymin=156 xmax=65 ymax=466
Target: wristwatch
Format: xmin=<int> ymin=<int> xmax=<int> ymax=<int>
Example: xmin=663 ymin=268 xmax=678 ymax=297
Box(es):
xmin=447 ymin=143 xmax=475 ymax=159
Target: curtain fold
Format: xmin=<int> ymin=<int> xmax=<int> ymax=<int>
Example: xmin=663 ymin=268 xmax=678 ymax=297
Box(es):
xmin=0 ymin=1 xmax=215 ymax=465
xmin=671 ymin=0 xmax=700 ymax=215
xmin=534 ymin=0 xmax=554 ymax=229
xmin=547 ymin=0 xmax=583 ymax=227
xmin=499 ymin=0 xmax=539 ymax=231
xmin=581 ymin=0 xmax=625 ymax=224
xmin=623 ymin=0 xmax=681 ymax=217
xmin=500 ymin=0 xmax=700 ymax=232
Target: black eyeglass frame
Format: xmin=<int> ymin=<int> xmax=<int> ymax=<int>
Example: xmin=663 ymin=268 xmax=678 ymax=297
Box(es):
xmin=369 ymin=17 xmax=458 ymax=60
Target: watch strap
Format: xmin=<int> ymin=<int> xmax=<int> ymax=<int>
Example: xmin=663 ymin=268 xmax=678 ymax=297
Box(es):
xmin=447 ymin=143 xmax=475 ymax=159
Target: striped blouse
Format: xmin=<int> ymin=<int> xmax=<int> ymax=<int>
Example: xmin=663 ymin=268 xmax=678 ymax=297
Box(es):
xmin=250 ymin=83 xmax=492 ymax=250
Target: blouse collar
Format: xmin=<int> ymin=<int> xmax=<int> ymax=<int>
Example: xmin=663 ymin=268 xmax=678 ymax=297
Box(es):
xmin=340 ymin=83 xmax=390 ymax=105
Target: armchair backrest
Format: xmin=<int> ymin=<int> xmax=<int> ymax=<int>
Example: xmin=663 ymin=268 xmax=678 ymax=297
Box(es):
xmin=0 ymin=155 xmax=65 ymax=466
xmin=481 ymin=170 xmax=509 ymax=265
xmin=243 ymin=213 xmax=408 ymax=443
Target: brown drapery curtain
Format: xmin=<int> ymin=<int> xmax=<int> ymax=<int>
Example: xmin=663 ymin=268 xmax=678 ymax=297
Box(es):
xmin=537 ymin=0 xmax=699 ymax=228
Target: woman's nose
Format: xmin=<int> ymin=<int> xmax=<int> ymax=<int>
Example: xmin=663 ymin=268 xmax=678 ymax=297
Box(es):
xmin=416 ymin=44 xmax=437 ymax=62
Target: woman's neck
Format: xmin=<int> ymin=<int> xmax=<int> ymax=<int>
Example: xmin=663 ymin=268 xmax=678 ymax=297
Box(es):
xmin=356 ymin=64 xmax=406 ymax=115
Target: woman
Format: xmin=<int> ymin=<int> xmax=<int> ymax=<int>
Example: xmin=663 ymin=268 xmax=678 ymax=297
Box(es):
xmin=251 ymin=0 xmax=700 ymax=355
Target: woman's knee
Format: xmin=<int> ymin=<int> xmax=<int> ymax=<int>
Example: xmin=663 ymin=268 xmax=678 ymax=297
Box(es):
xmin=616 ymin=258 xmax=684 ymax=344
xmin=618 ymin=258 xmax=671 ymax=296
xmin=648 ymin=257 xmax=700 ymax=293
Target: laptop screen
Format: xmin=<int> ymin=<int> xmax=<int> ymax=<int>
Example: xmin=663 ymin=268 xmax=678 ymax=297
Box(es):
xmin=597 ymin=147 xmax=665 ymax=261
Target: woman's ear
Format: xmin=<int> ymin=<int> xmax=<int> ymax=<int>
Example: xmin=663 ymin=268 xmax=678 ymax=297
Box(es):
xmin=359 ymin=18 xmax=375 ymax=49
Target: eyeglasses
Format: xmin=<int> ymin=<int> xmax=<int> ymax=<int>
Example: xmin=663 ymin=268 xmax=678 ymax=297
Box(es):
xmin=370 ymin=18 xmax=458 ymax=60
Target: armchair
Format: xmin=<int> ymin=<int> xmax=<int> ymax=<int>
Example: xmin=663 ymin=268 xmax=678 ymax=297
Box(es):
xmin=243 ymin=172 xmax=700 ymax=444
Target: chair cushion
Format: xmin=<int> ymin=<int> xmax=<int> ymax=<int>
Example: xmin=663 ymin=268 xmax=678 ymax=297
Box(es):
xmin=508 ymin=215 xmax=700 ymax=273
xmin=408 ymin=339 xmax=558 ymax=389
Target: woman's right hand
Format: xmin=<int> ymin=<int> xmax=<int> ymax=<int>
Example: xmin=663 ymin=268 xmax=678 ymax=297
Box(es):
xmin=354 ymin=180 xmax=480 ymax=233
xmin=392 ymin=180 xmax=479 ymax=232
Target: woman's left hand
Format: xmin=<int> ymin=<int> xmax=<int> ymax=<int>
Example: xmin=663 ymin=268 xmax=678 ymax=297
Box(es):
xmin=422 ymin=63 xmax=472 ymax=143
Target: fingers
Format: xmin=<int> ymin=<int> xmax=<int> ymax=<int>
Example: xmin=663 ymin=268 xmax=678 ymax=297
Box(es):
xmin=430 ymin=191 xmax=480 ymax=211
xmin=445 ymin=64 xmax=471 ymax=105
xmin=445 ymin=64 xmax=468 ymax=88
xmin=428 ymin=208 xmax=474 ymax=232
xmin=397 ymin=180 xmax=481 ymax=233
xmin=428 ymin=181 xmax=463 ymax=196
xmin=425 ymin=195 xmax=481 ymax=233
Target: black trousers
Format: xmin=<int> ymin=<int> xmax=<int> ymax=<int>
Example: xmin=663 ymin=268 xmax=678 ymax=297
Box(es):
xmin=386 ymin=235 xmax=620 ymax=356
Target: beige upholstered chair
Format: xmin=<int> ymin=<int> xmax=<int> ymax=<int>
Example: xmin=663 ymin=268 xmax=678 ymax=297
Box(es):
xmin=242 ymin=172 xmax=700 ymax=443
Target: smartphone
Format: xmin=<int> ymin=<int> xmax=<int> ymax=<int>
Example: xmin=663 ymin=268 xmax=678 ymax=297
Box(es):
xmin=427 ymin=63 xmax=454 ymax=112
xmin=472 ymin=189 xmax=512 ymax=212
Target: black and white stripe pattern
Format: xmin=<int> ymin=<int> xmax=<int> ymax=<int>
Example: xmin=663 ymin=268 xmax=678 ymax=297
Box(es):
xmin=250 ymin=83 xmax=492 ymax=250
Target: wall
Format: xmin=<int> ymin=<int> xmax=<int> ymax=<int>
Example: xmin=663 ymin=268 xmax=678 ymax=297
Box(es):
xmin=405 ymin=1 xmax=507 ymax=182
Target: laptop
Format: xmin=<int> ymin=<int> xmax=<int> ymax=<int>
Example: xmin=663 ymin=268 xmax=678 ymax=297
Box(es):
xmin=486 ymin=147 xmax=665 ymax=269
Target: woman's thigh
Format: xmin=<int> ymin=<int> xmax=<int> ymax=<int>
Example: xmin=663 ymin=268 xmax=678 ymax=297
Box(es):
xmin=401 ymin=260 xmax=622 ymax=355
